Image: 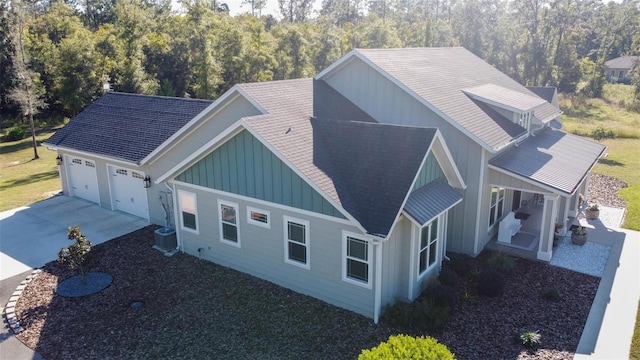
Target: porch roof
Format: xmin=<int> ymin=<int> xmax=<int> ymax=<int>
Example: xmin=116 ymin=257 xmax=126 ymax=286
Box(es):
xmin=489 ymin=127 xmax=606 ymax=195
xmin=404 ymin=179 xmax=463 ymax=226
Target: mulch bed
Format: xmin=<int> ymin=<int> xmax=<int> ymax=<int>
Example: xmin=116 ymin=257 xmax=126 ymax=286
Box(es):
xmin=13 ymin=226 xmax=600 ymax=359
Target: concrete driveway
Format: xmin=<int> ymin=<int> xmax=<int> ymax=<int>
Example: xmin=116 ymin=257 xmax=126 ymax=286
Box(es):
xmin=0 ymin=194 xmax=149 ymax=281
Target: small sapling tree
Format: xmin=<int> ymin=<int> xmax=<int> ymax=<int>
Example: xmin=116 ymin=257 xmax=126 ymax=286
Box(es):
xmin=58 ymin=225 xmax=93 ymax=281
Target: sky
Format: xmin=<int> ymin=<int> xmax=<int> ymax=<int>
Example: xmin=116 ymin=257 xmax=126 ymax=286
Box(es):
xmin=171 ymin=0 xmax=322 ymax=19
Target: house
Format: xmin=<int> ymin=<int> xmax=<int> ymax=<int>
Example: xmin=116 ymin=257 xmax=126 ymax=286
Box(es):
xmin=45 ymin=47 xmax=605 ymax=322
xmin=605 ymin=56 xmax=639 ymax=84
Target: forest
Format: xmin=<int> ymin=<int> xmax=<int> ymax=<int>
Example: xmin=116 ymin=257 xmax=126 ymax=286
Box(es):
xmin=1 ymin=0 xmax=639 ymax=124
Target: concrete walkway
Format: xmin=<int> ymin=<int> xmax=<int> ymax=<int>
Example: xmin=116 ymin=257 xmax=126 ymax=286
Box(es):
xmin=573 ymin=219 xmax=640 ymax=359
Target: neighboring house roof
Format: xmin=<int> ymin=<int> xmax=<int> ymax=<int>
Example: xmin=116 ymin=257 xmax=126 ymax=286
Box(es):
xmin=319 ymin=47 xmax=559 ymax=151
xmin=239 ymin=79 xmax=452 ymax=236
xmin=605 ymin=56 xmax=639 ymax=70
xmin=489 ymin=128 xmax=606 ymax=195
xmin=44 ymin=92 xmax=213 ymax=163
xmin=404 ymin=179 xmax=463 ymax=225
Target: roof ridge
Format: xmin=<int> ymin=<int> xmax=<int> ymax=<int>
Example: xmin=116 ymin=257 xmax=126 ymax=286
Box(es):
xmin=106 ymin=92 xmax=214 ymax=103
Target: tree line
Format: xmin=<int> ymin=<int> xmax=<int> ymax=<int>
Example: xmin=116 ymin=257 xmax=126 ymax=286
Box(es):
xmin=1 ymin=0 xmax=639 ymax=124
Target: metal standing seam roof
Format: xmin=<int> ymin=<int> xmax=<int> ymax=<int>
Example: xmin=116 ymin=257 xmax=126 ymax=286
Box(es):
xmin=240 ymin=79 xmax=444 ymax=236
xmin=352 ymin=48 xmax=560 ymax=151
xmin=44 ymin=92 xmax=213 ymax=163
xmin=404 ymin=179 xmax=463 ymax=226
xmin=489 ymin=127 xmax=606 ymax=195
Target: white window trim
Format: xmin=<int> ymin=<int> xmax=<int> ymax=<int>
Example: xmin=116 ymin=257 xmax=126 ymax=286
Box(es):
xmin=417 ymin=217 xmax=439 ymax=280
xmin=342 ymin=231 xmax=373 ymax=289
xmin=218 ymin=200 xmax=240 ymax=248
xmin=247 ymin=206 xmax=270 ymax=229
xmin=488 ymin=186 xmax=505 ymax=230
xmin=283 ymin=216 xmax=310 ymax=270
xmin=178 ymin=190 xmax=198 ymax=234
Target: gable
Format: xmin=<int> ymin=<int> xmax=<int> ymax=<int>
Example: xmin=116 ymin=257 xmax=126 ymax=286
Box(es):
xmin=176 ymin=129 xmax=346 ymax=219
xmin=412 ymin=152 xmax=445 ymax=192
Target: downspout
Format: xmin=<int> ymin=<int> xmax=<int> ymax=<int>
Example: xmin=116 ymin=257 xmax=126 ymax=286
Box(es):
xmin=166 ymin=181 xmax=181 ymax=252
xmin=473 ymin=149 xmax=486 ymax=255
xmin=443 ymin=212 xmax=450 ymax=261
xmin=373 ymin=238 xmax=383 ymax=324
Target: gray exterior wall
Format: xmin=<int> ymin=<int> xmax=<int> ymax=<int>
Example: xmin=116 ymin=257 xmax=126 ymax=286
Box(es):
xmin=380 ymin=216 xmax=411 ymax=306
xmin=323 ymin=58 xmax=484 ymax=255
xmin=173 ymin=182 xmax=377 ymax=318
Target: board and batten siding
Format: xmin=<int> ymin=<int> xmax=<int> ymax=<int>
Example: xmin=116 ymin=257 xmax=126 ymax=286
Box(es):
xmin=323 ymin=58 xmax=484 ymax=255
xmin=412 ymin=153 xmax=445 ymax=192
xmin=176 ymin=129 xmax=345 ymax=219
xmin=174 ymin=183 xmax=376 ymax=318
xmin=380 ymin=217 xmax=412 ymax=306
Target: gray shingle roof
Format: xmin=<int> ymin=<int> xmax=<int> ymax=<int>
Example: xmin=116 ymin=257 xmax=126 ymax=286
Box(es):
xmin=527 ymin=86 xmax=556 ymax=103
xmin=489 ymin=128 xmax=606 ymax=194
xmin=352 ymin=48 xmax=560 ymax=151
xmin=463 ymin=83 xmax=547 ymax=112
xmin=240 ymin=79 xmax=439 ymax=236
xmin=404 ymin=179 xmax=463 ymax=225
xmin=605 ymin=56 xmax=639 ymax=70
xmin=44 ymin=92 xmax=213 ymax=163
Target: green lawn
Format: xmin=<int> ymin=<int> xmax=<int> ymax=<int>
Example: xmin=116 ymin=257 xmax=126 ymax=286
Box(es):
xmin=632 ymin=301 xmax=640 ymax=360
xmin=0 ymin=129 xmax=61 ymax=212
xmin=561 ymin=84 xmax=640 ymax=231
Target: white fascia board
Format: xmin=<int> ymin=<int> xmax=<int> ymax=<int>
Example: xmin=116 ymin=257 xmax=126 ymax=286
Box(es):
xmin=141 ymin=86 xmax=268 ymax=166
xmin=155 ymin=120 xmax=246 ymax=184
xmin=317 ymin=50 xmax=496 ymax=153
xmin=240 ymin=124 xmax=369 ymax=236
xmin=432 ymin=131 xmax=467 ymax=190
xmin=53 ymin=146 xmax=138 ymax=166
xmin=487 ymin=163 xmax=570 ymax=196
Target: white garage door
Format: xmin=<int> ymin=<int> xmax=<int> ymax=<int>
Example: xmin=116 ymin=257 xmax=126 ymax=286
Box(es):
xmin=108 ymin=166 xmax=149 ymax=220
xmin=65 ymin=155 xmax=100 ymax=204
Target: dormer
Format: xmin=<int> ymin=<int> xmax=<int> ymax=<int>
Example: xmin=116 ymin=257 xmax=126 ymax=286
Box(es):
xmin=463 ymin=83 xmax=549 ymax=137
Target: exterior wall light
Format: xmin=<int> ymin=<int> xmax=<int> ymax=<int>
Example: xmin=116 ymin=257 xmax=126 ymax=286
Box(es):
xmin=144 ymin=175 xmax=151 ymax=188
xmin=56 ymin=155 xmax=63 ymax=166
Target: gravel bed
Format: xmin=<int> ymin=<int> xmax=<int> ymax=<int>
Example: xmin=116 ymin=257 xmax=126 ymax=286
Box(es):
xmin=587 ymin=173 xmax=627 ymax=209
xmin=12 ymin=226 xmax=600 ymax=359
xmin=550 ymin=237 xmax=611 ymax=277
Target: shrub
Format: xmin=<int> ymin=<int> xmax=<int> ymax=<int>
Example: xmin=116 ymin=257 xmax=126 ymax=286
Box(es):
xmin=519 ymin=330 xmax=542 ymax=348
xmin=413 ymin=300 xmax=450 ymax=331
xmin=476 ymin=269 xmax=506 ymax=297
xmin=58 ymin=225 xmax=93 ymax=279
xmin=542 ymin=287 xmax=563 ymax=302
xmin=438 ymin=267 xmax=459 ymax=287
xmin=484 ymin=252 xmax=515 ymax=273
xmin=359 ymin=334 xmax=455 ymax=360
xmin=5 ymin=126 xmax=26 ymax=141
xmin=381 ymin=301 xmax=411 ymax=328
xmin=425 ymin=284 xmax=460 ymax=310
xmin=447 ymin=253 xmax=473 ymax=277
xmin=591 ymin=125 xmax=616 ymax=141
xmin=462 ymin=291 xmax=477 ymax=304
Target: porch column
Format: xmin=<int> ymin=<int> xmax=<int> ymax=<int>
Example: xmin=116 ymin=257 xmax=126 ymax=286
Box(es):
xmin=537 ymin=194 xmax=559 ymax=262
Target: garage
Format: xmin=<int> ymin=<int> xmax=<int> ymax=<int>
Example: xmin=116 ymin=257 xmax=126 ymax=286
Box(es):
xmin=65 ymin=155 xmax=100 ymax=204
xmin=108 ymin=165 xmax=149 ymax=220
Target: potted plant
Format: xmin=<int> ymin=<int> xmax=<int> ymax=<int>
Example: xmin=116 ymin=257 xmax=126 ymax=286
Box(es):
xmin=585 ymin=204 xmax=599 ymax=220
xmin=571 ymin=226 xmax=587 ymax=245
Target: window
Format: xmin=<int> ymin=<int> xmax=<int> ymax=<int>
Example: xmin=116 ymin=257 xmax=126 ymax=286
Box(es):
xmin=219 ymin=201 xmax=239 ymax=246
xmin=178 ymin=190 xmax=197 ymax=233
xmin=489 ymin=186 xmax=505 ymax=227
xmin=284 ymin=216 xmax=309 ymax=269
xmin=247 ymin=206 xmax=270 ymax=229
xmin=342 ymin=233 xmax=372 ymax=287
xmin=419 ymin=218 xmax=438 ymax=275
